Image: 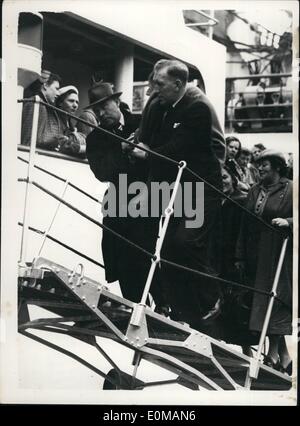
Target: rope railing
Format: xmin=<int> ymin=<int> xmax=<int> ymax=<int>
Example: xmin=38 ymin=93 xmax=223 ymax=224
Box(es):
xmin=18 ymin=98 xmax=179 ymax=167
xmin=17 ymin=155 xmax=102 ymax=204
xmin=18 ymin=97 xmax=283 ymax=236
xmin=17 ymin=176 xmax=291 ymax=308
xmin=18 ymin=96 xmax=292 ymax=383
xmin=18 ymin=177 xmax=154 ymax=259
xmin=17 ymin=221 xmax=104 ymax=269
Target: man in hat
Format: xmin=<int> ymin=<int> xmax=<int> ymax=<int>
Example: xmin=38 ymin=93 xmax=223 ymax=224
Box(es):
xmin=21 ymin=71 xmax=63 ymax=149
xmin=85 ymin=82 xmax=164 ymax=306
xmin=77 ymin=81 xmax=133 ymax=138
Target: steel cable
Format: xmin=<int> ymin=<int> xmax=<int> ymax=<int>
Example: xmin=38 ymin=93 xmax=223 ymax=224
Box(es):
xmin=18 ymin=98 xmax=291 ymax=306
xmin=18 ymin=177 xmax=290 ymax=307
xmin=18 ymin=97 xmax=282 ymax=235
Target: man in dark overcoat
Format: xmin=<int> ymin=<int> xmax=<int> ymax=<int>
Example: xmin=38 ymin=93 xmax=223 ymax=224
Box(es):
xmin=131 ymin=60 xmax=225 ymax=324
xmin=86 ymin=82 xmax=164 ymax=305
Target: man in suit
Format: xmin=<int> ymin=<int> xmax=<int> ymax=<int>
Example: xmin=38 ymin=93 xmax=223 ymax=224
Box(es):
xmin=86 ymin=82 xmax=166 ymax=307
xmin=131 ymin=60 xmax=224 ymax=325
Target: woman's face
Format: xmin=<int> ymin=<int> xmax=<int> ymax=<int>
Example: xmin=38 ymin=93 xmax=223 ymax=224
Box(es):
xmin=222 ymin=169 xmax=234 ymax=195
xmin=227 ymin=141 xmax=240 ymax=159
xmin=252 ymin=147 xmax=262 ymax=162
xmin=258 ymin=160 xmax=279 ymax=184
xmin=60 ymin=93 xmax=79 ymax=113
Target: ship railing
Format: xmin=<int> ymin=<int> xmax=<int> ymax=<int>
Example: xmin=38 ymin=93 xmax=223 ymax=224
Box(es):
xmin=225 ymin=72 xmax=293 ymax=133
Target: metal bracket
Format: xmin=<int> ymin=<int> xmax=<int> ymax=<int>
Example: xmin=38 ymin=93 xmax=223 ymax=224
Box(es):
xmin=18 ymin=265 xmax=45 ymax=280
xmin=68 ymin=263 xmax=84 ymax=286
xmin=32 ymin=257 xmax=105 ymax=308
xmin=129 ymin=303 xmax=146 ymax=327
xmin=126 ymin=306 xmax=149 ymax=349
xmin=248 ymin=358 xmax=261 ymax=380
xmin=183 ymin=332 xmax=213 ymax=358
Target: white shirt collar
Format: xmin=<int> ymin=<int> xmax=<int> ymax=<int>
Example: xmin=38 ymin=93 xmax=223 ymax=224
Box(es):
xmin=119 ymin=112 xmax=125 ymax=127
xmin=172 ymin=90 xmax=186 ymax=108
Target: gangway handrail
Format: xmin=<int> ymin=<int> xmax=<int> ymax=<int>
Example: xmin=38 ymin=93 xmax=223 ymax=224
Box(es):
xmin=18 ymin=155 xmax=102 ymax=205
xmin=18 ymin=97 xmax=284 ymax=236
xmin=18 ymin=97 xmax=293 ymax=388
xmin=18 ymin=221 xmax=104 ymax=269
xmin=17 ymin=176 xmax=291 ymax=307
xmin=18 ymin=96 xmax=291 ymax=307
xmin=18 ymin=177 xmax=154 ymax=259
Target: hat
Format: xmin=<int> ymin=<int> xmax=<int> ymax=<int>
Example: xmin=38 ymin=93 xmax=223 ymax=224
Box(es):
xmin=85 ymin=82 xmax=122 ymax=109
xmin=58 ymin=85 xmax=79 ymax=97
xmin=39 ymin=69 xmax=51 ymax=83
xmin=258 ymin=149 xmax=287 ymax=165
xmin=56 ymin=86 xmax=79 ymax=106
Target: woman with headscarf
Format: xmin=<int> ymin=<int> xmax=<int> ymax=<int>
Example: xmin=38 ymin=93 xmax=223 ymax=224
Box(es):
xmin=235 ymin=150 xmax=293 ymax=374
xmin=55 ymin=85 xmax=86 ymax=157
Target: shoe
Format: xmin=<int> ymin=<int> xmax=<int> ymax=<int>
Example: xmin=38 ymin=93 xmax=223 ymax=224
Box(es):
xmin=263 ymin=355 xmax=281 ymax=371
xmin=154 ymin=305 xmax=170 ymax=317
xmin=280 ymin=360 xmax=292 ymax=376
xmin=201 ymin=298 xmax=222 ymax=322
xmin=115 ymin=304 xmax=131 ymax=312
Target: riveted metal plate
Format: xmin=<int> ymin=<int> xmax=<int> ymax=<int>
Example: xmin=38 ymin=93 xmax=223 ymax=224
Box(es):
xmin=183 ymin=332 xmax=213 ymax=357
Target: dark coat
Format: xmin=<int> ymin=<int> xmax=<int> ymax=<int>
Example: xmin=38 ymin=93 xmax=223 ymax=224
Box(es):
xmin=221 ymin=190 xmax=247 ymax=280
xmin=236 ymin=178 xmax=293 ymax=335
xmin=139 ymin=86 xmax=226 ymax=167
xmin=146 ymin=86 xmax=223 ymax=192
xmin=86 ymin=106 xmax=152 ymax=302
xmin=21 ymin=92 xmax=61 ymax=149
xmin=77 ymin=108 xmax=99 ymax=138
xmin=139 ymin=86 xmax=224 ymax=319
xmin=86 ymin=106 xmax=139 ymax=186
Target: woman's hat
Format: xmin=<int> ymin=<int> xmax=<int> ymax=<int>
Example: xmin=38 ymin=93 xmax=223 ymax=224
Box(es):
xmin=58 ymin=85 xmax=79 ymax=97
xmin=56 ymin=86 xmax=79 ymax=105
xmin=259 ymin=149 xmax=287 ymax=165
xmin=86 ymin=82 xmax=122 ymax=109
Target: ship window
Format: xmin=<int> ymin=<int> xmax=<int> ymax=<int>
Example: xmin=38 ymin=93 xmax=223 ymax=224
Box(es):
xmin=18 ymin=13 xmax=43 ymax=50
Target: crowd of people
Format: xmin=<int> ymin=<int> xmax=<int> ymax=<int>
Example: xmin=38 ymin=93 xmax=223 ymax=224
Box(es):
xmin=20 ymin=62 xmax=293 ymax=375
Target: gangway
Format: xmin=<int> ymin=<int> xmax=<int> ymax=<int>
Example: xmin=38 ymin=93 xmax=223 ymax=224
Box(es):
xmin=18 ymin=257 xmax=292 ymax=391
xmin=17 ymin=97 xmax=293 ymax=391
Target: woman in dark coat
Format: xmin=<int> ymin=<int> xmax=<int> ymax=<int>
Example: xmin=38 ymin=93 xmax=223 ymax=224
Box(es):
xmin=220 ymin=166 xmax=255 ymax=352
xmin=236 ymin=149 xmax=293 ymax=374
xmin=221 ymin=166 xmax=247 ymax=280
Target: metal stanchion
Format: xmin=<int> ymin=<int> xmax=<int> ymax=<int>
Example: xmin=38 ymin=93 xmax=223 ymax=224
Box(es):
xmin=129 ymin=161 xmax=187 ymax=327
xmin=245 ymin=236 xmax=289 ymax=389
xmin=37 ymin=180 xmax=69 ymax=256
xmin=19 ymin=96 xmax=40 ymax=266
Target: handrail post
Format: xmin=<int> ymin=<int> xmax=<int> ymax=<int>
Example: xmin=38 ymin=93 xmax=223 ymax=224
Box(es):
xmin=19 ymin=96 xmax=40 ymax=266
xmin=37 ymin=180 xmax=69 ymax=256
xmin=245 ymin=237 xmax=289 ymax=388
xmin=129 ymin=161 xmax=187 ymax=327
